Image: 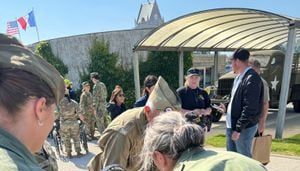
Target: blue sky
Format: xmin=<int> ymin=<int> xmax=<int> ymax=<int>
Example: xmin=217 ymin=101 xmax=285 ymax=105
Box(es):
xmin=1 ymin=0 xmax=299 ymax=45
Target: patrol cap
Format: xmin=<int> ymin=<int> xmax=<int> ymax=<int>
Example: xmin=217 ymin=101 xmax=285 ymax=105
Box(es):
xmin=0 ymin=34 xmax=64 ymax=104
xmin=187 ymin=68 xmax=201 ymax=77
xmin=231 ymin=48 xmax=250 ymax=61
xmin=90 ymin=72 xmax=99 ymax=79
xmin=146 ymin=76 xmax=181 ymax=112
xmin=82 ymin=81 xmax=90 ymax=87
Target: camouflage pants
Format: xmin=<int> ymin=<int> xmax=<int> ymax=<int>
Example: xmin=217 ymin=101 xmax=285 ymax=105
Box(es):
xmin=60 ymin=120 xmax=81 ymax=153
xmin=95 ymin=109 xmax=110 ymax=134
xmin=83 ymin=112 xmax=95 ymax=137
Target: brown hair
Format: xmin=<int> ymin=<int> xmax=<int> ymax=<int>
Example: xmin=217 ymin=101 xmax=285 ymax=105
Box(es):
xmin=143 ymin=75 xmax=158 ymax=96
xmin=109 ymin=85 xmax=124 ymax=104
xmin=0 ymin=69 xmax=55 ymax=116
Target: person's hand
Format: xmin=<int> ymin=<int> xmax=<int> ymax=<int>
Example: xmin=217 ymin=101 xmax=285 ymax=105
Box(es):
xmin=204 ymin=108 xmax=212 ymax=115
xmin=231 ymin=131 xmax=240 ymax=141
xmin=258 ymin=122 xmax=265 ymax=135
xmin=219 ymin=103 xmax=226 ymax=113
xmin=79 ymin=114 xmax=85 ymax=121
xmin=192 ymin=109 xmax=202 ymax=116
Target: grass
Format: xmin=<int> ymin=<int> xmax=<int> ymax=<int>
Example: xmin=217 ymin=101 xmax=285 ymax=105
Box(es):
xmin=205 ymin=134 xmax=300 ymax=157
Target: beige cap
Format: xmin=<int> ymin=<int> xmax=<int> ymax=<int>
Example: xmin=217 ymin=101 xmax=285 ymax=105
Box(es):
xmin=82 ymin=81 xmax=90 ymax=87
xmin=146 ymin=76 xmax=181 ymax=111
xmin=0 ymin=34 xmax=65 ymax=104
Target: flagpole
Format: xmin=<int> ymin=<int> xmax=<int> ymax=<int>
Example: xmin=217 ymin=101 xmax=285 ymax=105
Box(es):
xmin=16 ymin=17 xmax=22 ymax=41
xmin=32 ymin=8 xmax=40 ymax=42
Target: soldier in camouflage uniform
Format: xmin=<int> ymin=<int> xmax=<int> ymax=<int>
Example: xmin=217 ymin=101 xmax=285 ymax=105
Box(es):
xmin=0 ymin=34 xmax=65 ymax=171
xmin=80 ymin=81 xmax=95 ymax=140
xmin=87 ymin=76 xmax=182 ymax=171
xmin=57 ymin=90 xmax=83 ymax=158
xmin=90 ymin=72 xmax=109 ymax=134
xmin=34 ymin=141 xmax=58 ymax=171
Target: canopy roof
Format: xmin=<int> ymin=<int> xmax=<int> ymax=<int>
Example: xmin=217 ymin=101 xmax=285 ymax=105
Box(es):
xmin=134 ymin=8 xmax=300 ymax=51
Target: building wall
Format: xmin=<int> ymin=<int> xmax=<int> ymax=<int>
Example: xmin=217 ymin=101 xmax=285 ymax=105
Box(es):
xmin=28 ymin=28 xmax=227 ymax=89
xmin=192 ymin=53 xmax=227 ymax=85
xmin=29 ymin=28 xmax=153 ymax=88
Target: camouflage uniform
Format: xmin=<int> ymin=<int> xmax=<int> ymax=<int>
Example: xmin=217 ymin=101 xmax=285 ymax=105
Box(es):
xmin=80 ymin=90 xmax=95 ymax=138
xmin=57 ymin=97 xmax=81 ymax=155
xmin=0 ymin=35 xmax=65 ymax=170
xmin=88 ymin=108 xmax=147 ymax=171
xmin=92 ymin=80 xmax=109 ymax=133
xmin=34 ymin=141 xmax=58 ymax=171
xmin=0 ymin=128 xmax=43 ymax=171
xmin=88 ymin=76 xmax=182 ymax=171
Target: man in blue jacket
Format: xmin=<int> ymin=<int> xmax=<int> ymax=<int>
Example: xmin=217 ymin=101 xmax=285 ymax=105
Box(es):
xmin=226 ymin=48 xmax=264 ymax=158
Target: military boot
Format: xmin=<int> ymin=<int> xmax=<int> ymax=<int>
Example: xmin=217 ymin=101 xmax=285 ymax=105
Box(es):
xmin=76 ymin=152 xmax=84 ymax=157
xmin=66 ymin=152 xmax=72 ymax=158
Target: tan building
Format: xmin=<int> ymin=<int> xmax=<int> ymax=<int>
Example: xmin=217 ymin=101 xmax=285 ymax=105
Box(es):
xmin=192 ymin=51 xmax=227 ymax=87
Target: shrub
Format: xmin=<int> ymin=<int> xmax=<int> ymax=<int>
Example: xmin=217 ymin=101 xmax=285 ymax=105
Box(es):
xmin=35 ymin=41 xmax=68 ymax=76
xmin=140 ymin=51 xmax=193 ymax=90
xmin=80 ymin=40 xmax=193 ymax=109
xmin=80 ymin=39 xmax=136 ymax=108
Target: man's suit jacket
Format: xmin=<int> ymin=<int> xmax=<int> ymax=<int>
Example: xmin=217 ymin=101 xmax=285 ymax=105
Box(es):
xmin=230 ymin=68 xmax=264 ymax=132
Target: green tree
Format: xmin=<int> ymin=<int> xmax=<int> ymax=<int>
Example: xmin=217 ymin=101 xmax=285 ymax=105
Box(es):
xmin=80 ymin=39 xmax=136 ymax=107
xmin=35 ymin=41 xmax=68 ymax=76
xmin=140 ymin=51 xmax=193 ymax=90
xmin=81 ymin=40 xmax=193 ymax=108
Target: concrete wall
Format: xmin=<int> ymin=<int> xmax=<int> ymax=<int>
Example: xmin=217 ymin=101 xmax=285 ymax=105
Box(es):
xmin=29 ymin=28 xmax=153 ymax=88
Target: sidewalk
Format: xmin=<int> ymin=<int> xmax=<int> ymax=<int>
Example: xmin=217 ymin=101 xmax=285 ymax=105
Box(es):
xmin=207 ymin=147 xmax=300 ymax=171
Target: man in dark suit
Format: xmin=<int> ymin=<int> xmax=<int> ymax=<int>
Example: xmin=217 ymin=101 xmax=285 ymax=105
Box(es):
xmin=226 ymin=48 xmax=264 ymax=158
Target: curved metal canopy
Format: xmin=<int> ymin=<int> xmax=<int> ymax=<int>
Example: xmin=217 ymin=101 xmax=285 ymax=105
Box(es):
xmin=134 ymin=8 xmax=300 ymax=51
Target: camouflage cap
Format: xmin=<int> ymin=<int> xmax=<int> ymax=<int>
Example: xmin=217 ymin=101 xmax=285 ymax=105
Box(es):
xmin=82 ymin=81 xmax=90 ymax=87
xmin=90 ymin=72 xmax=99 ymax=78
xmin=146 ymin=76 xmax=182 ymax=111
xmin=0 ymin=34 xmax=65 ymax=104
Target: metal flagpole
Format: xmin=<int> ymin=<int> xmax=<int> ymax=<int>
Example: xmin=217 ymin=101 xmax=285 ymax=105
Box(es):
xmin=15 ymin=17 xmax=22 ymax=41
xmin=32 ymin=8 xmax=40 ymax=42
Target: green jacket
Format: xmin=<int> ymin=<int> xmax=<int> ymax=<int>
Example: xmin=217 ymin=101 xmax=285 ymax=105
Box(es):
xmin=0 ymin=128 xmax=43 ymax=171
xmin=88 ymin=107 xmax=148 ymax=171
xmin=174 ymin=147 xmax=266 ymax=171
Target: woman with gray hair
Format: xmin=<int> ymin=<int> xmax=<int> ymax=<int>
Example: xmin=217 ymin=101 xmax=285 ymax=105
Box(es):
xmin=141 ymin=111 xmax=266 ymax=171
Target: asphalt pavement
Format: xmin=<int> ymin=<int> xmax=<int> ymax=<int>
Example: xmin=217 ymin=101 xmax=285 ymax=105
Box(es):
xmin=53 ymin=104 xmax=300 ymax=170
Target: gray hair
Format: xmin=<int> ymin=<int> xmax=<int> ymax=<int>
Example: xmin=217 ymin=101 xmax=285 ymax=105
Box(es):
xmin=140 ymin=111 xmax=205 ymax=170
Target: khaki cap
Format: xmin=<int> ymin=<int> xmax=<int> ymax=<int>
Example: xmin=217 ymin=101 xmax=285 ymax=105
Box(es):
xmin=146 ymin=76 xmax=181 ymax=111
xmin=90 ymin=72 xmax=99 ymax=78
xmin=0 ymin=34 xmax=65 ymax=104
xmin=82 ymin=81 xmax=90 ymax=87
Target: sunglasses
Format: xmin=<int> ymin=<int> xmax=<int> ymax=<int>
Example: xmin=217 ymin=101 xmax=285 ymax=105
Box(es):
xmin=118 ymin=93 xmax=125 ymax=97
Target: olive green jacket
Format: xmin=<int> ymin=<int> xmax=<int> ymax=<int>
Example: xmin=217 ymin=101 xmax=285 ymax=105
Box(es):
xmin=88 ymin=107 xmax=148 ymax=171
xmin=0 ymin=128 xmax=43 ymax=171
xmin=174 ymin=147 xmax=266 ymax=171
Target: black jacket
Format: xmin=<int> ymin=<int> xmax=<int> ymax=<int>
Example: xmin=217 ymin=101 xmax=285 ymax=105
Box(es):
xmin=106 ymin=102 xmax=126 ymax=121
xmin=230 ymin=68 xmax=264 ymax=132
